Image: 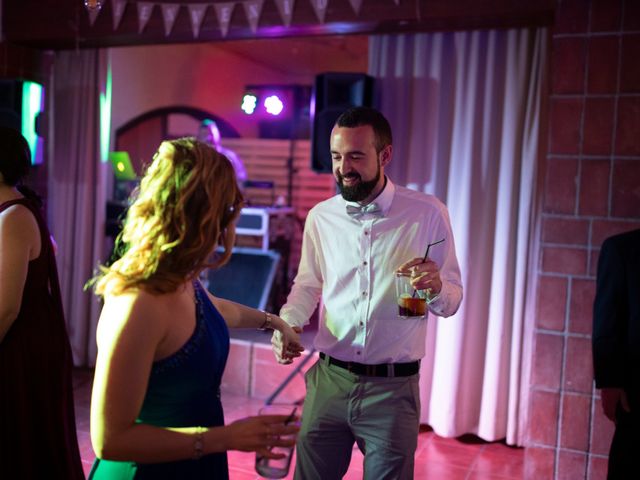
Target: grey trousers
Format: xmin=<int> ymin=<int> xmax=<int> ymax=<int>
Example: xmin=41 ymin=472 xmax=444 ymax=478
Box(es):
xmin=294 ymin=357 xmax=421 ymax=480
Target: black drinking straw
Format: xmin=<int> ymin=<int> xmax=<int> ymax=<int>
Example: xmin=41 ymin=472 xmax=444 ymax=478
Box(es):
xmin=421 ymin=238 xmax=445 ymax=263
xmin=284 ymin=407 xmax=298 ymax=425
xmin=412 ymin=238 xmax=446 ymax=298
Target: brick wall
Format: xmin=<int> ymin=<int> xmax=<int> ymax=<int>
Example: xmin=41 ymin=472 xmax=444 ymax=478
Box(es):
xmin=525 ymin=0 xmax=640 ymax=478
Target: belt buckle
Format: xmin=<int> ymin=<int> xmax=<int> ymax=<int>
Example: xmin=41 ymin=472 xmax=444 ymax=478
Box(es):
xmin=387 ymin=364 xmax=395 ymax=377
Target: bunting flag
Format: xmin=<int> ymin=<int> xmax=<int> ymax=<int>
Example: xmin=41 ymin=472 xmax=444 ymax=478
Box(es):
xmin=88 ymin=7 xmax=101 ymax=26
xmin=242 ymin=0 xmax=264 ymax=33
xmin=274 ymin=0 xmax=295 ymax=27
xmin=309 ymin=0 xmax=329 ymax=24
xmin=214 ymin=2 xmax=236 ymax=38
xmin=188 ymin=4 xmax=209 ymax=38
xmin=348 ymin=0 xmax=362 ymax=15
xmin=137 ymin=2 xmax=155 ymax=33
xmin=89 ymin=0 xmax=388 ymax=36
xmin=161 ymin=4 xmax=180 ymax=36
xmin=111 ymin=0 xmax=127 ymax=30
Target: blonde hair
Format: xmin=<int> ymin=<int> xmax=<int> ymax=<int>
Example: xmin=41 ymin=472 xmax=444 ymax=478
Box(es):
xmin=92 ymin=137 xmax=243 ymax=296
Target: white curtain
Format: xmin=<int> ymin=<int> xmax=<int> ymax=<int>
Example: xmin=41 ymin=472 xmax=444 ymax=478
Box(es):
xmin=48 ymin=49 xmax=110 ymax=367
xmin=368 ymin=28 xmax=546 ymax=446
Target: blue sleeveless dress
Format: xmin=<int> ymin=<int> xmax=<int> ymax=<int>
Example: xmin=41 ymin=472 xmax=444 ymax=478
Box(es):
xmin=89 ymin=282 xmax=230 ymax=479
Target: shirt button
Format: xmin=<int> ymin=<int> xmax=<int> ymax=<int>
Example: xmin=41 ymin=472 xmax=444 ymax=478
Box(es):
xmin=362 ymin=291 xmax=366 ymax=296
xmin=363 ymin=261 xmax=368 ymax=265
xmin=359 ymin=321 xmax=364 ymax=326
xmin=364 ymin=231 xmax=369 ymax=235
xmin=356 ymin=351 xmax=361 ymax=355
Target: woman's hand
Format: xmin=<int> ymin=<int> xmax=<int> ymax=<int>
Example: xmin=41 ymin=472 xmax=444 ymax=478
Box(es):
xmin=222 ymin=415 xmax=299 ymax=458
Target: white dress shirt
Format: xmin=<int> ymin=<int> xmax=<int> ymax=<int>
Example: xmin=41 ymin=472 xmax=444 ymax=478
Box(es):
xmin=280 ymin=178 xmax=463 ymax=364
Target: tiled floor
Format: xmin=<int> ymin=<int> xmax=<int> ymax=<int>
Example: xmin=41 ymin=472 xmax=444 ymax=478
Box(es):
xmin=73 ymin=368 xmax=524 ymax=479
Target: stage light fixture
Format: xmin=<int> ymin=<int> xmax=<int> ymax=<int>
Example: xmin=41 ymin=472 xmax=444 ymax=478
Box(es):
xmin=241 ymin=86 xmax=291 ymax=117
xmin=264 ymin=95 xmax=284 ymax=116
xmin=241 ymin=93 xmax=258 ymax=115
xmin=240 ymin=84 xmax=311 ymax=140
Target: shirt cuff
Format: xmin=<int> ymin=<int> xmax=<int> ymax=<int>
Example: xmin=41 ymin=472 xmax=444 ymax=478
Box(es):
xmin=427 ymin=293 xmax=447 ymax=316
xmin=279 ymin=313 xmax=306 ymax=329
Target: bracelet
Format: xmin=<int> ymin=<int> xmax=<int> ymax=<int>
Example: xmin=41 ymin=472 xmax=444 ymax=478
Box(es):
xmin=193 ymin=426 xmax=204 ymax=460
xmin=259 ymin=311 xmax=273 ymax=330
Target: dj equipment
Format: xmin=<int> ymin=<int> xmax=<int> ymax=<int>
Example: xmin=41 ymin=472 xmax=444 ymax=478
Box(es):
xmin=236 ymin=206 xmax=294 ymax=251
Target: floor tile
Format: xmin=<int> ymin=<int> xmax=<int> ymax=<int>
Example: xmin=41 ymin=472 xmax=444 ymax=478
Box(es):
xmin=474 ymin=446 xmax=525 ymax=478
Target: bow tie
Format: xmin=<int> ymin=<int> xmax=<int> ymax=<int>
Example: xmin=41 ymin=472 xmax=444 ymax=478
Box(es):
xmin=346 ymin=202 xmax=383 ymax=219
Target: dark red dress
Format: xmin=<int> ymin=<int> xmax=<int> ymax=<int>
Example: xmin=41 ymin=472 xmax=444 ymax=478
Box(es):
xmin=0 ymin=198 xmax=84 ymax=479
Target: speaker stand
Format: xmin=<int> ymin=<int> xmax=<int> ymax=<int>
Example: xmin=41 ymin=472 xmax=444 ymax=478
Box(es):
xmin=264 ymin=347 xmax=316 ymax=406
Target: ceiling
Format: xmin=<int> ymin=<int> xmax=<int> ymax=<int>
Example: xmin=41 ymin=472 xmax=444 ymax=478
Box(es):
xmin=3 ymin=0 xmax=556 ymax=51
xmin=216 ymin=35 xmax=368 ymax=76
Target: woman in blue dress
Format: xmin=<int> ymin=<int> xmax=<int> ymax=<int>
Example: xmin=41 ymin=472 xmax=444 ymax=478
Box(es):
xmin=88 ymin=137 xmax=303 ymax=479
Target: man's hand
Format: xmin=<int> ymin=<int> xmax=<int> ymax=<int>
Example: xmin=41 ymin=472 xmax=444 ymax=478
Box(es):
xmin=396 ymin=257 xmax=442 ymax=295
xmin=271 ymin=326 xmax=304 ymax=364
xmin=601 ymin=387 xmax=631 ymax=422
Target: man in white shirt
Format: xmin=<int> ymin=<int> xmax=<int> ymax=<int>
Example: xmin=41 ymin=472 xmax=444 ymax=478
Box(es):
xmin=272 ymin=107 xmax=463 ymax=479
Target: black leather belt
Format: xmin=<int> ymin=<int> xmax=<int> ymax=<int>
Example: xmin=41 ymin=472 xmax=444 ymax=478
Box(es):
xmin=320 ymin=352 xmax=420 ymax=377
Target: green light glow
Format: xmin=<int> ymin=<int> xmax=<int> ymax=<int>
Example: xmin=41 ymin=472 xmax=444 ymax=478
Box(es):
xmin=99 ymin=63 xmax=113 ymax=163
xmin=21 ymin=81 xmax=44 ymax=165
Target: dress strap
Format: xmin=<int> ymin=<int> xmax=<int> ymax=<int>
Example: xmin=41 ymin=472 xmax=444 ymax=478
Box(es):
xmin=193 ymin=280 xmax=203 ymax=304
xmin=0 ymin=197 xmax=30 ymax=213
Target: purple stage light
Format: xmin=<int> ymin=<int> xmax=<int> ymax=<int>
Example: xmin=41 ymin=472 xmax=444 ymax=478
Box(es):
xmin=264 ymin=95 xmax=284 ymax=116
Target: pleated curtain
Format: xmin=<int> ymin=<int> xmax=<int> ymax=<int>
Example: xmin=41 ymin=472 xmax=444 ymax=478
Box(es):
xmin=368 ymin=28 xmax=547 ymax=445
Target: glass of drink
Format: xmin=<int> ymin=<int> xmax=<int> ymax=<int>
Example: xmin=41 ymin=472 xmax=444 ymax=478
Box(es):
xmin=395 ymin=272 xmax=428 ymax=318
xmin=255 ymin=404 xmax=298 ymax=479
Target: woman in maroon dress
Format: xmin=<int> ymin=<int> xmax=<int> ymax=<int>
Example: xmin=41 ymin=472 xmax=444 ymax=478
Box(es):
xmin=0 ymin=127 xmax=84 ymax=479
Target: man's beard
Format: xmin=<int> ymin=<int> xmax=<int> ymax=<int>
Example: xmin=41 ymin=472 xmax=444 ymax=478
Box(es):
xmin=336 ymin=164 xmax=381 ymax=202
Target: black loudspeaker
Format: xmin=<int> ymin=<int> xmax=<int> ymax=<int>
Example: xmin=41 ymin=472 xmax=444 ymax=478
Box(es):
xmin=0 ymin=79 xmax=45 ymax=164
xmin=311 ymin=73 xmax=374 ymax=173
xmin=0 ymin=81 xmax=22 ymax=130
xmin=206 ymin=247 xmax=281 ymax=311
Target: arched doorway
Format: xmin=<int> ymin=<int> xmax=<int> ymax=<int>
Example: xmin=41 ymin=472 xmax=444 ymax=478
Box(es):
xmin=115 ymin=106 xmax=239 ymax=175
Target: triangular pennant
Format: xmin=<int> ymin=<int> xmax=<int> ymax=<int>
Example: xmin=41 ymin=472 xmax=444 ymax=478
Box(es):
xmin=309 ymin=0 xmax=328 ymax=24
xmin=111 ymin=0 xmax=127 ymax=30
xmin=214 ymin=3 xmax=236 ymax=37
xmin=242 ymin=0 xmax=264 ymax=33
xmin=137 ymin=2 xmax=155 ymax=34
xmin=273 ymin=0 xmax=295 ymax=27
xmin=161 ymin=4 xmax=181 ymax=36
xmin=188 ymin=4 xmax=208 ymax=38
xmin=88 ymin=7 xmax=101 ymax=26
xmin=348 ymin=0 xmax=362 ymax=15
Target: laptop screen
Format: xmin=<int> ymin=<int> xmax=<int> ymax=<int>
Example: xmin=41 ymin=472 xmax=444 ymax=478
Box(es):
xmin=109 ymin=151 xmax=137 ymax=181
